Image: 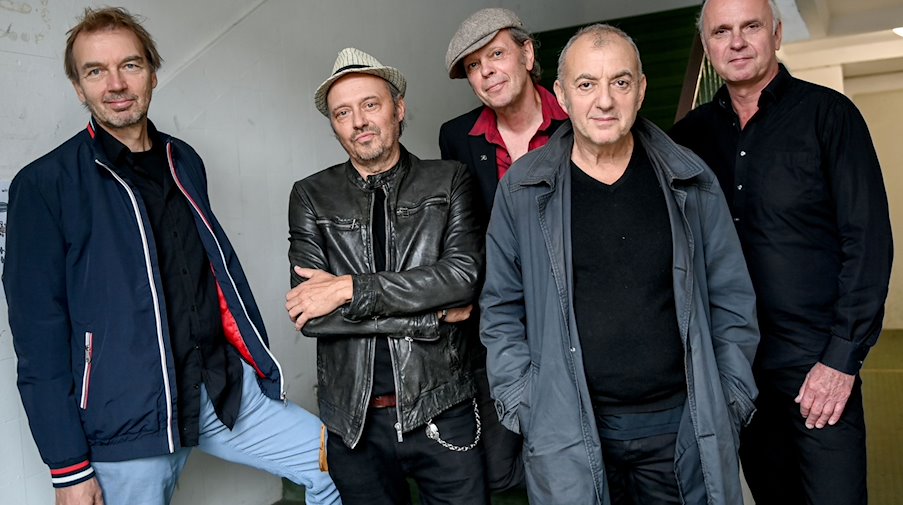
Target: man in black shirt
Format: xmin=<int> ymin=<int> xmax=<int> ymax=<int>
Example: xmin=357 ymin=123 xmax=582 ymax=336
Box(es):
xmin=671 ymin=0 xmax=892 ymax=503
xmin=479 ymin=24 xmax=758 ymax=504
xmin=4 ymin=7 xmax=339 ymax=505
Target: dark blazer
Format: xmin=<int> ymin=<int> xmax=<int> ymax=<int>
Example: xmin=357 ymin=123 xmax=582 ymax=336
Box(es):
xmin=439 ymin=105 xmax=567 ymax=224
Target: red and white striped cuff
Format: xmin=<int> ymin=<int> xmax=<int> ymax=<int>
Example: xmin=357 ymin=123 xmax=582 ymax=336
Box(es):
xmin=50 ymin=460 xmax=95 ymax=488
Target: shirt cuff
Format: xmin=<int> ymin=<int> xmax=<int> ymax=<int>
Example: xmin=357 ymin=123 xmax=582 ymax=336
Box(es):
xmin=50 ymin=460 xmax=95 ymax=488
xmin=820 ymin=335 xmax=869 ymax=375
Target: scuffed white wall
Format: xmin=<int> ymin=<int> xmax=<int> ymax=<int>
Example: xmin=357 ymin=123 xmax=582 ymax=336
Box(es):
xmin=853 ymin=88 xmax=903 ymax=330
xmin=0 ymin=1 xmax=698 ymax=503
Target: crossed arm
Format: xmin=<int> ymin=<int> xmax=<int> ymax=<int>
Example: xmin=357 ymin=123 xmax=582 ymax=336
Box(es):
xmin=285 ymin=167 xmax=482 ymax=337
xmin=286 ymin=266 xmax=471 ymax=331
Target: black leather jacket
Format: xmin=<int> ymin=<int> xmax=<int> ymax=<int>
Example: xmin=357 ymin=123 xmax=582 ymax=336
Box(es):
xmin=288 ymin=147 xmax=483 ymax=448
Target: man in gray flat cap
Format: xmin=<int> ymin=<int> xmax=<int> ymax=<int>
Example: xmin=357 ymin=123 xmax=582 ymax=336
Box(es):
xmin=285 ymin=47 xmax=489 ymax=505
xmin=441 ymin=7 xmax=567 ymax=223
xmin=439 ymin=7 xmax=567 ymax=493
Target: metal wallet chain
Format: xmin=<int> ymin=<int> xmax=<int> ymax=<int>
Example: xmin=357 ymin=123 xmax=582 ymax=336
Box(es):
xmin=424 ymin=398 xmax=481 ymax=452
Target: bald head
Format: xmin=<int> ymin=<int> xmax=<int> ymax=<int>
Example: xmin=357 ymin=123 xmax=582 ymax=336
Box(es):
xmin=556 ymin=24 xmax=643 ymax=85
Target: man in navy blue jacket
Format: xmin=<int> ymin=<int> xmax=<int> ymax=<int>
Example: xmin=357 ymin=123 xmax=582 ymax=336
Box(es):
xmin=3 ymin=7 xmax=340 ymax=505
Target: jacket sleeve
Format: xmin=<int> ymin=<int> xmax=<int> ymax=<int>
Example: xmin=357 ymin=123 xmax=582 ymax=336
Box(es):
xmin=344 ymin=165 xmax=484 ymax=319
xmin=439 ymin=122 xmax=455 ymax=160
xmin=287 ymin=183 xmax=441 ymax=339
xmin=698 ymin=177 xmax=760 ymax=428
xmin=478 ymin=182 xmax=531 ymax=434
xmin=818 ymin=97 xmax=893 ymax=374
xmin=302 ymin=309 xmax=455 ymax=342
xmin=3 ymin=171 xmax=96 ymax=487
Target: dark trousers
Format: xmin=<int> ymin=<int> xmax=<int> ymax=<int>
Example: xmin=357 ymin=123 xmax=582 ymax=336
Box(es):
xmin=475 ymin=363 xmax=526 ymax=492
xmin=326 ymin=400 xmax=489 ymax=505
xmin=740 ymin=365 xmax=867 ymax=505
xmin=600 ymin=432 xmax=682 ymax=505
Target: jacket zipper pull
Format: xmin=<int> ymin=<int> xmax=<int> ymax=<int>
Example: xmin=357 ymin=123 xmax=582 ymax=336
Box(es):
xmin=394 ymin=422 xmax=403 ymax=442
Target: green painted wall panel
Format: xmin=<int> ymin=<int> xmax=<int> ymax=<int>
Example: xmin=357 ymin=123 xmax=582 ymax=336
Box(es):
xmin=535 ymin=5 xmax=701 ymax=129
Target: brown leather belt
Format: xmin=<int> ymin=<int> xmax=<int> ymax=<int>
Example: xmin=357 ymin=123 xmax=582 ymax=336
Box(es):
xmin=369 ymin=394 xmax=397 ymax=409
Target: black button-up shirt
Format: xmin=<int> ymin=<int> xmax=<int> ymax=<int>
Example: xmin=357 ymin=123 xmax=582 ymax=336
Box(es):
xmin=95 ymin=122 xmax=242 ymax=445
xmin=671 ymin=65 xmax=892 ymax=374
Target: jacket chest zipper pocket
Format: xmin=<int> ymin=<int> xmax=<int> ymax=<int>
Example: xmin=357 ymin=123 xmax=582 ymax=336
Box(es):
xmin=396 ymin=196 xmax=448 ymax=217
xmin=315 ymin=218 xmax=359 ymax=231
xmin=80 ymin=332 xmax=94 ymax=410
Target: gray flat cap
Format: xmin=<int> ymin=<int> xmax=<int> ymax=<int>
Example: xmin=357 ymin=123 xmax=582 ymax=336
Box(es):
xmin=314 ymin=47 xmax=407 ymax=116
xmin=446 ymin=8 xmax=524 ymax=79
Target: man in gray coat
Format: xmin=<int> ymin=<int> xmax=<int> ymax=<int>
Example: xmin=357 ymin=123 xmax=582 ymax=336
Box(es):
xmin=480 ymin=24 xmax=759 ymax=504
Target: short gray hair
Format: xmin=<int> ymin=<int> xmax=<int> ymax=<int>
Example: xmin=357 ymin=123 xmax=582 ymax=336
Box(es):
xmin=556 ymin=24 xmax=643 ymax=83
xmin=697 ymin=0 xmax=782 ymax=35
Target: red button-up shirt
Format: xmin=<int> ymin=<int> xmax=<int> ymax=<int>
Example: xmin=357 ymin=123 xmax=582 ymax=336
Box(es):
xmin=469 ymin=85 xmax=568 ymax=180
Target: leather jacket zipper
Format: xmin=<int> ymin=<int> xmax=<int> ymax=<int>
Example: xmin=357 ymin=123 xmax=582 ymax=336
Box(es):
xmin=380 ymin=184 xmax=405 ymax=443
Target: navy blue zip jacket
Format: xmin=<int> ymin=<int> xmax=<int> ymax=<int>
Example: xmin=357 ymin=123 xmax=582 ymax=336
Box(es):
xmin=3 ymin=119 xmax=284 ymax=488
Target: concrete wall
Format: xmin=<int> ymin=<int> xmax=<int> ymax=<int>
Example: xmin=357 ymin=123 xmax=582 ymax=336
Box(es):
xmin=0 ymin=0 xmax=698 ymax=503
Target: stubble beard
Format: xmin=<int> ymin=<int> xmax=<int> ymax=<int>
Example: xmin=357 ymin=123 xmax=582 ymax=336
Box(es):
xmin=84 ymin=95 xmax=147 ymax=130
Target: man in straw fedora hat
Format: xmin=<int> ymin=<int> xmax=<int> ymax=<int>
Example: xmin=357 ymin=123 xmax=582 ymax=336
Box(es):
xmin=285 ymin=47 xmax=489 ymax=504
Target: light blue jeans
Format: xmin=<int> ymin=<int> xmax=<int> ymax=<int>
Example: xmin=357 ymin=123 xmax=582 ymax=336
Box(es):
xmin=93 ymin=362 xmax=341 ymax=505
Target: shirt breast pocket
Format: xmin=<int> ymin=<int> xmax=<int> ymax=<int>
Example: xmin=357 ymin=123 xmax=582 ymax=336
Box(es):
xmin=758 ymin=151 xmax=828 ymax=211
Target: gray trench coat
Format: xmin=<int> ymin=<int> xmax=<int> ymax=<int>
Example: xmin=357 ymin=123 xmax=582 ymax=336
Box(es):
xmin=480 ymin=118 xmax=759 ymax=504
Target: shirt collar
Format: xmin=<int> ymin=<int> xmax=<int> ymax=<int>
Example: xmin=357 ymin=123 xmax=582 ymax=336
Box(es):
xmin=714 ymin=63 xmax=791 ymax=115
xmin=758 ymin=63 xmax=792 ymax=108
xmin=93 ymin=118 xmax=163 ymax=166
xmin=468 ymin=84 xmax=567 ymax=139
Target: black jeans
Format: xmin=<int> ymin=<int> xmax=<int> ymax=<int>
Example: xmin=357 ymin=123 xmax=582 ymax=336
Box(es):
xmin=600 ymin=432 xmax=682 ymax=505
xmin=326 ymin=400 xmax=489 ymax=505
xmin=740 ymin=365 xmax=867 ymax=505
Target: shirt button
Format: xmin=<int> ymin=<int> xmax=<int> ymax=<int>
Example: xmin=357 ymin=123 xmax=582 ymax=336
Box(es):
xmin=733 ymin=217 xmax=740 ymax=222
xmin=740 ymin=150 xmax=747 ymax=157
xmin=737 ymin=184 xmax=743 ymax=190
xmin=569 ymin=347 xmax=576 ymax=352
xmin=194 ymin=384 xmax=200 ymax=390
